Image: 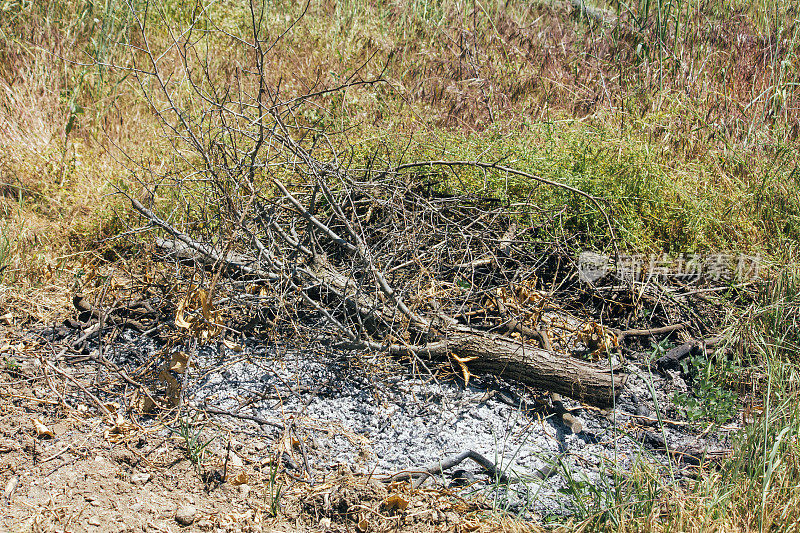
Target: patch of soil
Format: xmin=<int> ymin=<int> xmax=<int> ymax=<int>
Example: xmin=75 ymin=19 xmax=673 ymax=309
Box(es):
xmin=0 ymin=337 xmax=529 ymax=533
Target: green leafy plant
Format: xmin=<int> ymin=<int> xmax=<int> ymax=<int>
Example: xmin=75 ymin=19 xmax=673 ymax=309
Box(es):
xmin=672 ymin=354 xmax=738 ymax=425
xmin=3 ymin=356 xmax=21 ymax=376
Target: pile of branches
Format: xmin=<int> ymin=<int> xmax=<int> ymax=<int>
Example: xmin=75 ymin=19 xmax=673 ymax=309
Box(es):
xmin=114 ymin=2 xmax=624 ymax=406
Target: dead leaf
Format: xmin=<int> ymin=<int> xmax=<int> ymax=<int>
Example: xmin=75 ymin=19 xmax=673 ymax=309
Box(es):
xmin=104 ymin=414 xmax=136 ymax=443
xmin=32 ymin=417 xmax=54 ymax=438
xmin=229 ymin=472 xmax=249 ymax=485
xmin=0 ymin=312 xmax=13 ymax=325
xmin=280 ymin=433 xmax=301 ymax=454
xmin=357 ymin=517 xmax=369 ymax=532
xmin=158 ymin=368 xmax=181 ymax=406
xmin=459 ymin=521 xmax=480 ymax=532
xmin=131 ymin=391 xmax=157 ymax=414
xmin=383 ymin=494 xmax=409 ymax=511
xmin=175 ymin=286 xmax=224 ymax=340
xmin=3 ymin=476 xmax=18 ymax=502
xmin=169 ymin=351 xmax=189 ymax=373
xmin=222 ymin=338 xmax=242 ymax=352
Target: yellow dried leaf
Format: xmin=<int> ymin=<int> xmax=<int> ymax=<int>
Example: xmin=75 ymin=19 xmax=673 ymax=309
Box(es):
xmin=32 ymin=417 xmax=54 ymax=438
xmin=357 ymin=517 xmax=369 ymax=532
xmin=229 ymin=472 xmax=249 ymax=485
xmin=158 ymin=369 xmax=181 ymax=406
xmin=383 ymin=494 xmax=409 ymax=511
xmin=222 ymin=339 xmax=242 ymax=352
xmin=169 ymin=351 xmax=189 ymax=373
xmin=104 ymin=415 xmax=136 ymax=443
xmin=174 ymin=296 xmax=192 ymax=329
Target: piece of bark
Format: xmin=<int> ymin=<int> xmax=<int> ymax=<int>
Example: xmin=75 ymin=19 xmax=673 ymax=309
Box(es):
xmin=72 ymin=296 xmax=148 ymax=331
xmin=496 ymin=299 xmax=550 ymax=350
xmin=143 ymin=233 xmax=625 ymax=406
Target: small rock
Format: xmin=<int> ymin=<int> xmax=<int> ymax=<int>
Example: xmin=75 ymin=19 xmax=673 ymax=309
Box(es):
xmin=449 ymin=469 xmax=475 ymax=488
xmin=131 ymin=472 xmax=151 ymax=485
xmin=227 ymin=451 xmax=244 ymax=467
xmin=238 ymin=484 xmax=250 ymax=497
xmin=175 ymin=503 xmax=197 ymax=526
xmin=88 ymin=516 xmax=102 ymax=526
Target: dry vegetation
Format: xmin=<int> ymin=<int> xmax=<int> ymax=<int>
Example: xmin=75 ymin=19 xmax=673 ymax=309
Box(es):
xmin=1 ymin=0 xmax=800 ymax=531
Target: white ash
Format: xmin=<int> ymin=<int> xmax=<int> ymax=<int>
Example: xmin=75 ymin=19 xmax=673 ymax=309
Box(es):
xmin=100 ymin=331 xmax=735 ymax=519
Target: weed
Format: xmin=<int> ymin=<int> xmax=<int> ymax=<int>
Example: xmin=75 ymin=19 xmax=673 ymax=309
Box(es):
xmin=554 ymin=452 xmax=666 ymax=528
xmin=672 ymin=354 xmax=739 ymax=425
xmin=3 ymin=356 xmax=21 ymax=376
xmin=0 ymin=223 xmax=11 ymax=284
xmin=173 ymin=415 xmax=215 ymax=477
xmin=265 ymin=454 xmax=283 ymax=518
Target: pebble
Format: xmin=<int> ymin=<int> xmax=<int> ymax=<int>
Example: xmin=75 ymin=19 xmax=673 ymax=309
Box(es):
xmin=88 ymin=516 xmax=102 ymax=526
xmin=175 ymin=503 xmax=197 ymax=526
xmin=131 ymin=472 xmax=151 ymax=485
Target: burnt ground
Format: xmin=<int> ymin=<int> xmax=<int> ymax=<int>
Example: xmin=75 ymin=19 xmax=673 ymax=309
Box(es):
xmin=0 ymin=315 xmax=747 ymax=533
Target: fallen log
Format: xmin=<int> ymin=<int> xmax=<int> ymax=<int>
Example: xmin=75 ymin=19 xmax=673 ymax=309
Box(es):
xmin=395 ymin=327 xmax=624 ymax=407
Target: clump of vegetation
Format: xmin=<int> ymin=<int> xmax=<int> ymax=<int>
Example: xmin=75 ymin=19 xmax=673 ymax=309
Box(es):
xmin=672 ymin=354 xmax=739 ymax=425
xmin=173 ymin=415 xmax=215 ymax=478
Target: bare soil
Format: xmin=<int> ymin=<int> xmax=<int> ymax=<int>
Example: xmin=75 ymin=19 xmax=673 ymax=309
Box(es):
xmin=0 ymin=332 xmax=531 ymax=533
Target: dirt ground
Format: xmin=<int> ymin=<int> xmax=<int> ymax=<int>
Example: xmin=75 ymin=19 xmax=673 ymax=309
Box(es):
xmin=0 ymin=333 xmax=534 ymax=533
